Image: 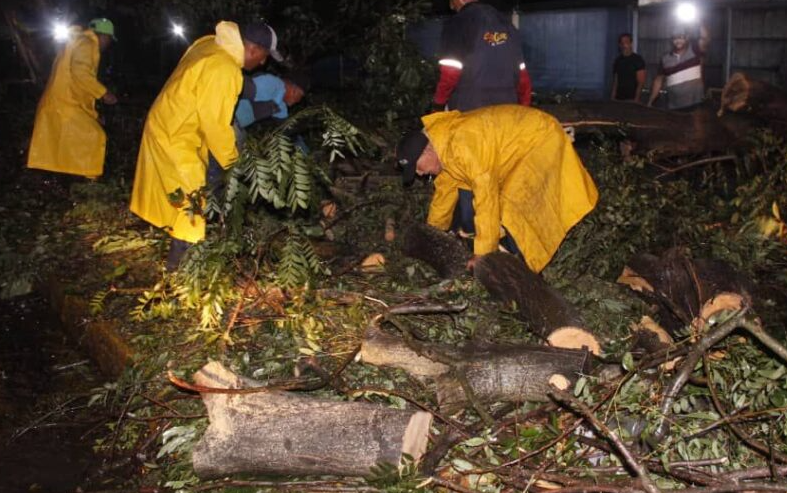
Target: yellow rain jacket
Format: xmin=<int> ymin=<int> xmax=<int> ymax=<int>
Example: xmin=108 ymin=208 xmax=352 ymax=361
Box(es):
xmin=423 ymin=105 xmax=598 ymax=273
xmin=130 ymin=21 xmax=244 ymax=243
xmin=27 ymin=28 xmax=108 ymax=177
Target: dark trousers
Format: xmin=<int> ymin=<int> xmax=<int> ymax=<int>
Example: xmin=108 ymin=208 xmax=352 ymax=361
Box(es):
xmin=166 ymin=157 xmax=225 ymax=271
xmin=450 ymin=188 xmax=522 ymax=258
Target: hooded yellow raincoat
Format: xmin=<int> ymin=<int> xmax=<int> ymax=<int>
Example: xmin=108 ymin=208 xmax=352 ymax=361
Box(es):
xmin=130 ymin=21 xmax=244 ymax=243
xmin=27 ymin=28 xmax=107 ymax=177
xmin=423 ymin=105 xmax=598 ymax=273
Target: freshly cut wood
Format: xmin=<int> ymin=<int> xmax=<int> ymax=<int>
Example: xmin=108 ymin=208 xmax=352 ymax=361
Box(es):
xmin=360 ymin=324 xmax=591 ymax=410
xmin=540 ymin=101 xmax=759 ymax=158
xmin=402 ymin=223 xmax=470 ymax=279
xmin=630 ymin=316 xmax=674 ymax=358
xmin=720 ymin=72 xmax=787 ymax=122
xmin=191 ymin=362 xmax=432 ymax=479
xmin=618 ymin=248 xmax=754 ymax=334
xmin=359 ymin=324 xmax=450 ymax=377
xmin=474 ymin=252 xmax=601 ymax=355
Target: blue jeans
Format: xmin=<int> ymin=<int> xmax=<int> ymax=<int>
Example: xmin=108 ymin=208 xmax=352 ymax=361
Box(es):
xmin=450 ymin=189 xmax=522 ymax=258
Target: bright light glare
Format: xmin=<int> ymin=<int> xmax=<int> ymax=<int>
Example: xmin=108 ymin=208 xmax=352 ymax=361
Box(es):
xmin=171 ymin=23 xmax=185 ymax=38
xmin=675 ymin=3 xmax=698 ymax=23
xmin=53 ymin=22 xmax=69 ymax=42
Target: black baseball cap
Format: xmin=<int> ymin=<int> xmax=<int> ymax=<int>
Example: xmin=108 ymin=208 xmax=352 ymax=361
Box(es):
xmin=395 ymin=129 xmax=429 ymax=187
xmin=241 ymin=21 xmax=283 ymax=62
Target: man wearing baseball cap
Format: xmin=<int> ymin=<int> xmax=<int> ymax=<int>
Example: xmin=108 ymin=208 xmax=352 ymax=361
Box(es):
xmin=27 ymin=18 xmax=118 ymax=178
xmin=131 ymin=20 xmax=283 ymax=270
xmin=396 ymin=104 xmax=598 ymax=273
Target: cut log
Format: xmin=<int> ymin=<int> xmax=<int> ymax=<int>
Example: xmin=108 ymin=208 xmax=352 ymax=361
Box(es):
xmin=360 ymin=325 xmax=591 ymax=411
xmin=474 ymin=252 xmax=601 ymax=355
xmin=720 ymin=72 xmax=787 ymax=123
xmin=402 ymin=223 xmax=471 ymax=279
xmin=539 ymin=101 xmax=763 ymax=158
xmin=191 ymin=361 xmax=432 ymax=479
xmin=617 ymin=248 xmax=754 ymax=334
xmin=433 ymin=342 xmax=591 ymax=411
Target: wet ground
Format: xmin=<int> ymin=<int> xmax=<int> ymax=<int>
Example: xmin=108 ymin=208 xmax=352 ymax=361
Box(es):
xmin=0 ymin=294 xmax=104 ymax=493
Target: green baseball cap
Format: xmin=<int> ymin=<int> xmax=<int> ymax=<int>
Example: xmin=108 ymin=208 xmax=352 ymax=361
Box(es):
xmin=89 ymin=18 xmax=116 ymax=40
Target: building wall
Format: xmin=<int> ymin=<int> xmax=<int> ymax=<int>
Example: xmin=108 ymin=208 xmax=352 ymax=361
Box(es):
xmin=638 ymin=4 xmax=787 ymax=89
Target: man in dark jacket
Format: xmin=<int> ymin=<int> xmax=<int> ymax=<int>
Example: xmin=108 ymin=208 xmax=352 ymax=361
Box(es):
xmin=432 ymin=0 xmax=531 ymax=111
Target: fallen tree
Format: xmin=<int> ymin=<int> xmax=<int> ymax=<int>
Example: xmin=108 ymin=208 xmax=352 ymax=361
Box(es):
xmin=402 ymin=223 xmax=470 ymax=279
xmin=474 ymin=252 xmax=602 ymax=355
xmin=191 ymin=361 xmax=432 ymax=479
xmin=359 ymin=323 xmax=592 ymax=411
xmin=540 ymin=101 xmax=761 ymax=158
xmin=720 ymin=72 xmax=787 ymax=123
xmin=617 ymin=248 xmax=754 ymax=334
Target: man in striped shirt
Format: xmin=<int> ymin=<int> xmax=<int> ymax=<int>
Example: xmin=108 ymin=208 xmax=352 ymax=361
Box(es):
xmin=648 ymin=25 xmax=710 ymax=110
xmin=432 ymin=0 xmax=531 ymax=112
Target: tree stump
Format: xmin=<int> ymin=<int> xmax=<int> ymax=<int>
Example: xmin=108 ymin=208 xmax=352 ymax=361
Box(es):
xmin=191 ymin=362 xmax=432 ymax=479
xmin=474 ymin=252 xmax=601 ymax=355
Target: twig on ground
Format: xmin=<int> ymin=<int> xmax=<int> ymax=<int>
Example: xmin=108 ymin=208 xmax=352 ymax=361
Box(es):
xmin=655 ymin=154 xmax=737 ymax=179
xmin=548 ymin=386 xmax=661 ymax=493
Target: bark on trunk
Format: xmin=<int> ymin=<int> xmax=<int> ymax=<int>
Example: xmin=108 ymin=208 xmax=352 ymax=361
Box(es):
xmin=402 ymin=223 xmax=471 ymax=279
xmin=360 ymin=325 xmax=591 ymax=410
xmin=474 ymin=252 xmax=601 ymax=355
xmin=617 ymin=248 xmax=754 ymax=334
xmin=720 ymin=72 xmax=787 ymax=123
xmin=539 ymin=101 xmax=760 ymax=158
xmin=191 ymin=362 xmax=432 ymax=479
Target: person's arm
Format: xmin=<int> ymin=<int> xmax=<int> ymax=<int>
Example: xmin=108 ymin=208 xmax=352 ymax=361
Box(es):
xmin=648 ymin=74 xmax=664 ymax=106
xmin=469 ymin=171 xmax=501 ymax=256
xmin=517 ymin=64 xmax=532 ymax=106
xmin=70 ymin=36 xmax=109 ymax=101
xmin=611 ymin=73 xmax=619 ymax=100
xmin=635 ymin=69 xmax=646 ymax=103
xmin=432 ymin=16 xmax=467 ymax=110
xmin=426 ymin=174 xmax=461 ymax=231
xmin=197 ymin=66 xmax=242 ymax=169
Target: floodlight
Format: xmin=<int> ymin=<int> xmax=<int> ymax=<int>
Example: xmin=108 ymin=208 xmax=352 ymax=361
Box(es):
xmin=675 ymin=3 xmax=698 ymax=23
xmin=171 ymin=23 xmax=185 ymax=38
xmin=53 ymin=22 xmax=70 ymax=42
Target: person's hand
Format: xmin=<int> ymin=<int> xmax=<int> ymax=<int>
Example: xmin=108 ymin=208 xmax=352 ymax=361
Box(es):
xmin=283 ymin=81 xmax=304 ymax=106
xmin=101 ymin=91 xmax=118 ymax=105
xmin=466 ymin=255 xmax=480 ymax=272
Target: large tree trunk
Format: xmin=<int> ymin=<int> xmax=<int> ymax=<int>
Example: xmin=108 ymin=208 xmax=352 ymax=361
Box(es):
xmin=360 ymin=324 xmax=591 ymax=411
xmin=720 ymin=72 xmax=787 ymax=123
xmin=402 ymin=223 xmax=471 ymax=279
xmin=191 ymin=362 xmax=432 ymax=479
xmin=539 ymin=101 xmax=760 ymax=158
xmin=474 ymin=252 xmax=601 ymax=355
xmin=617 ymin=248 xmax=754 ymax=334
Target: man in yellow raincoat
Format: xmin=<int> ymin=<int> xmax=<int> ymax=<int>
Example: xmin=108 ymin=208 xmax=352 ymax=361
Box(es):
xmin=27 ymin=18 xmax=118 ymax=178
xmin=130 ymin=21 xmax=282 ymax=270
xmin=396 ymin=104 xmax=598 ymax=273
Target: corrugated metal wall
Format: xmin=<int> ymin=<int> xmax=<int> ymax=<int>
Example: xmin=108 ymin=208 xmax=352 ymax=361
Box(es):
xmin=518 ymin=8 xmax=630 ymax=99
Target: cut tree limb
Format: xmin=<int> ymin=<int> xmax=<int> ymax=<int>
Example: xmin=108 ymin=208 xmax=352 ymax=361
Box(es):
xmin=359 ymin=324 xmax=591 ymax=411
xmin=474 ymin=252 xmax=601 ymax=355
xmin=720 ymin=72 xmax=787 ymax=123
xmin=402 ymin=223 xmax=470 ymax=279
xmin=618 ymin=248 xmax=754 ymax=334
xmin=191 ymin=361 xmax=432 ymax=479
xmin=540 ymin=101 xmax=763 ymax=158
